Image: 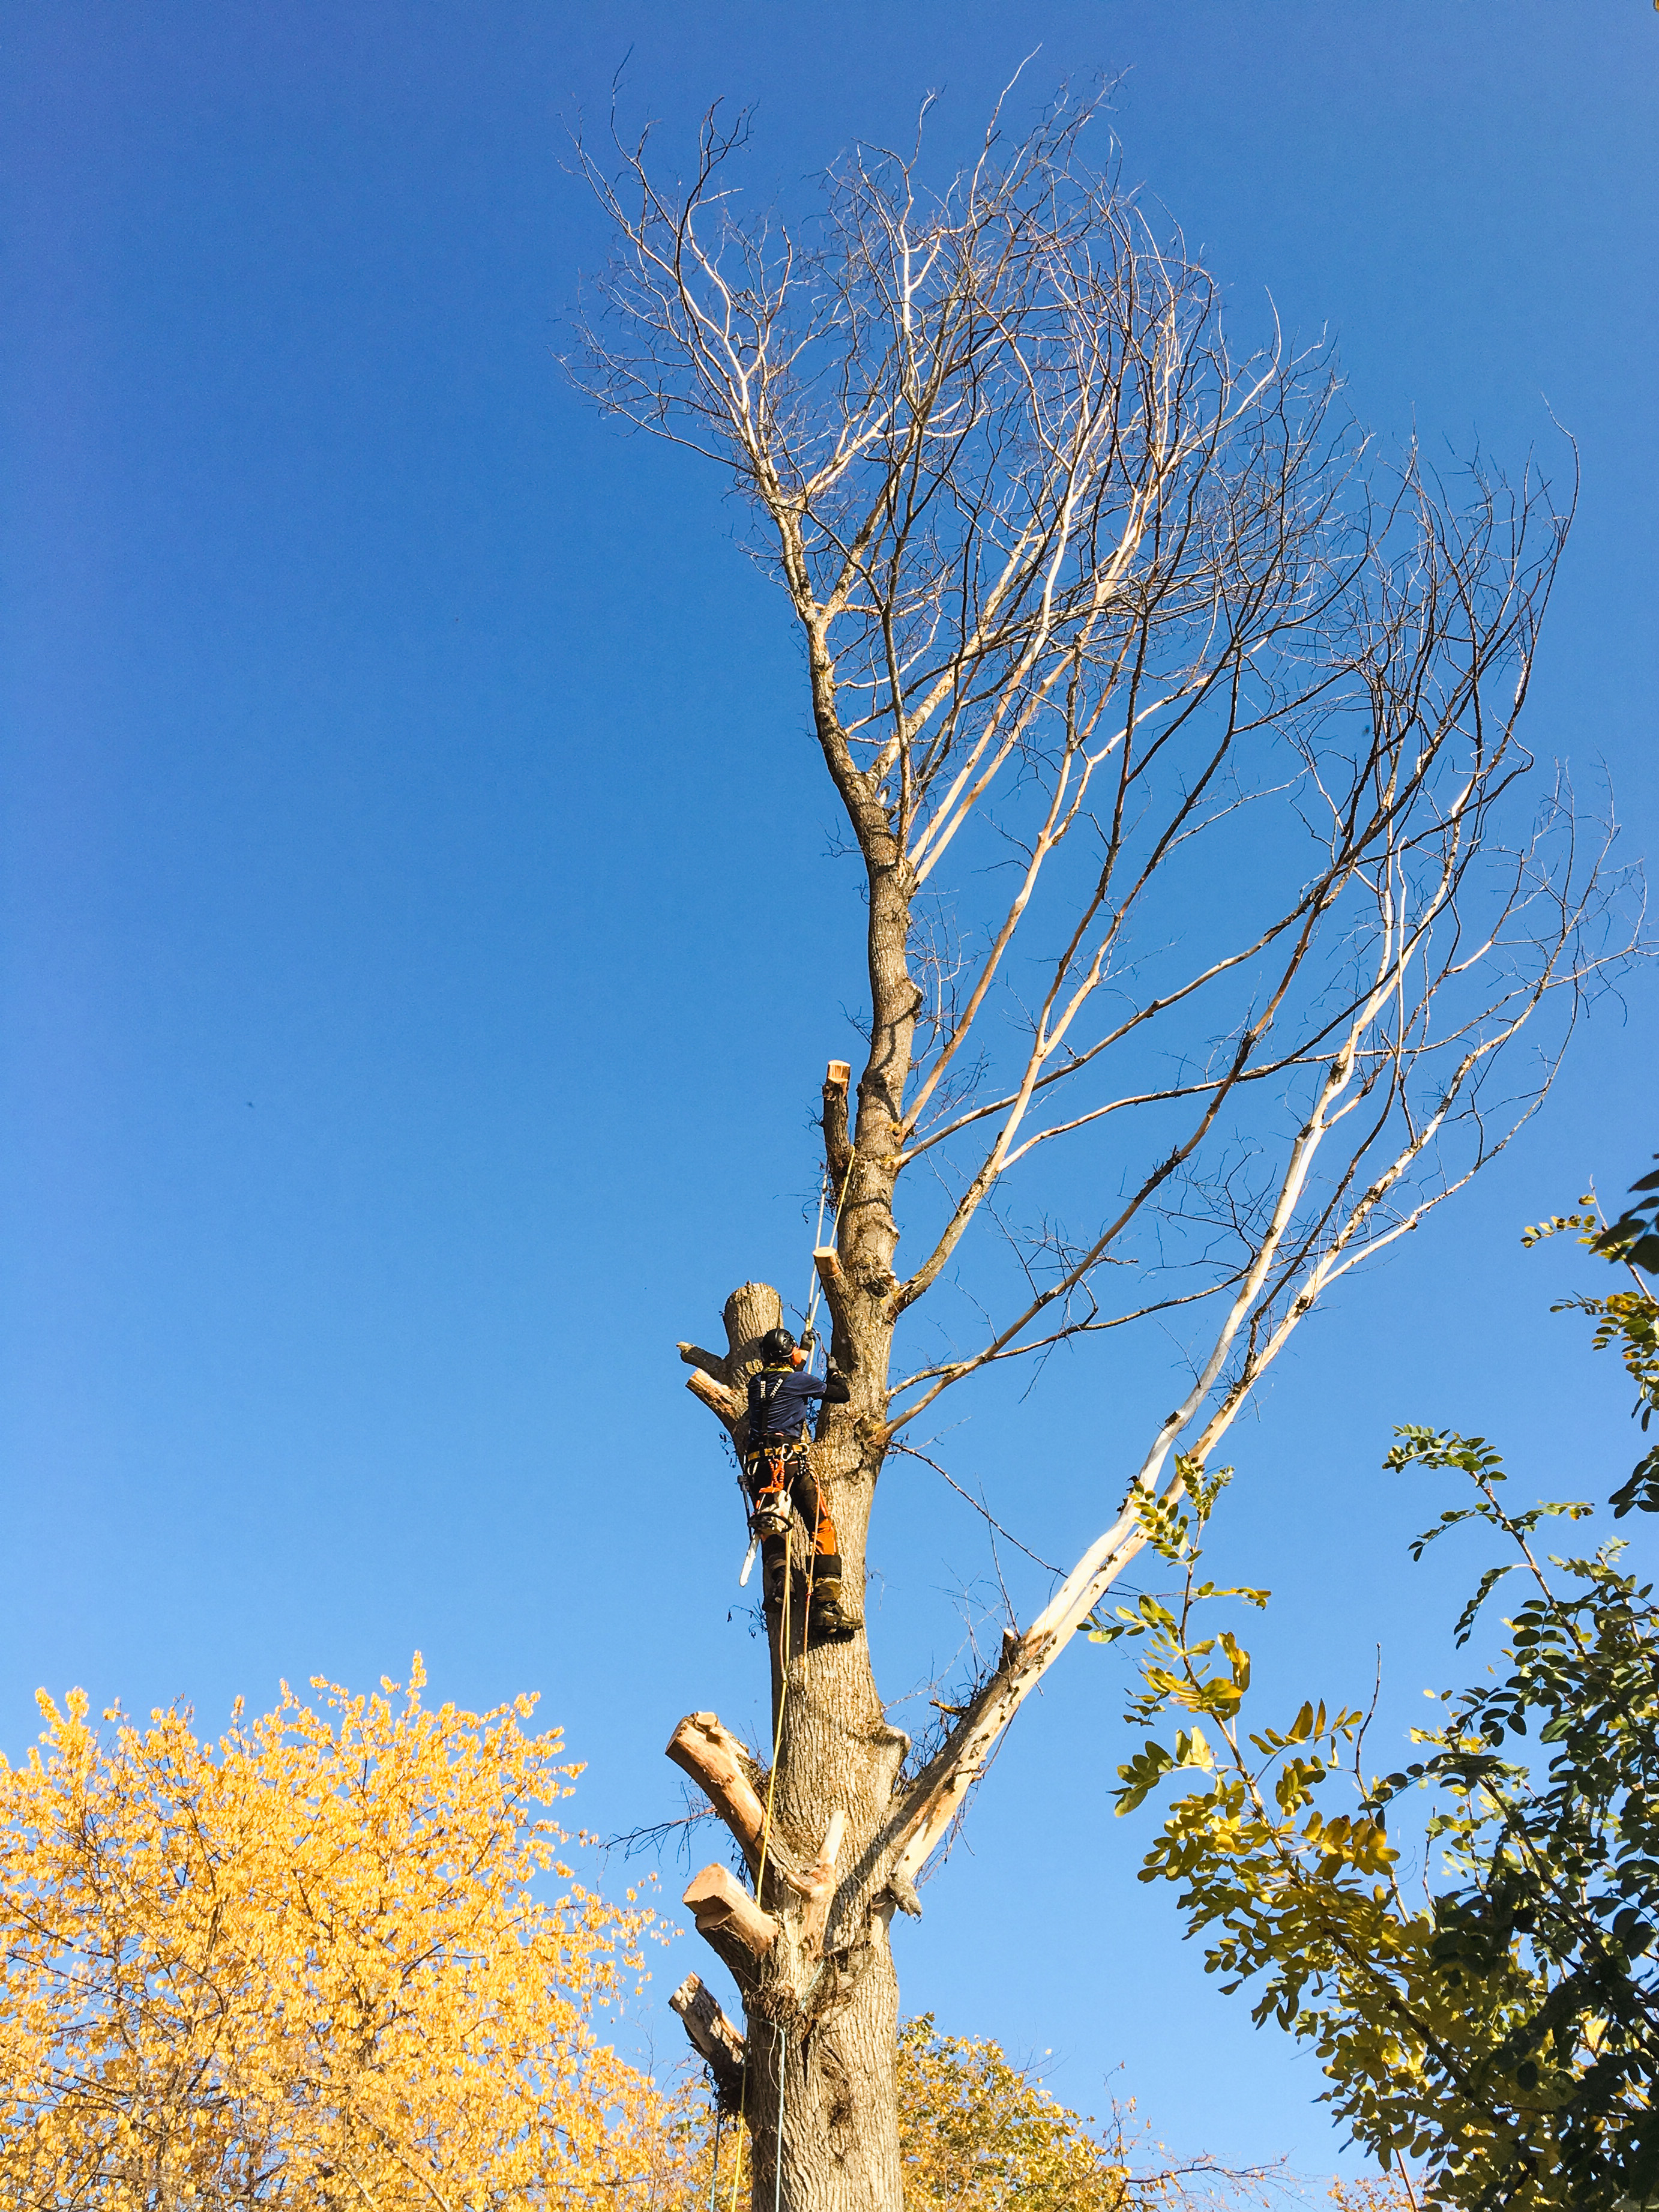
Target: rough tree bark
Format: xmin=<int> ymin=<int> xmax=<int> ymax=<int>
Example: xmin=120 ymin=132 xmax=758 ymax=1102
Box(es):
xmin=673 ymin=1163 xmax=915 ymax=2207
xmin=573 ymin=85 xmax=1625 ymax=2212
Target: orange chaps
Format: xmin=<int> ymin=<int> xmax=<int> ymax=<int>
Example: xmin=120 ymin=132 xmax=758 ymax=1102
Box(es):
xmin=745 ymin=1439 xmax=840 ymax=1567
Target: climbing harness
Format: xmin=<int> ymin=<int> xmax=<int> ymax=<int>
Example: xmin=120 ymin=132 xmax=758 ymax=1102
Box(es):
xmin=739 ymin=1358 xmax=804 ymax=1588
xmin=739 ymin=1415 xmax=802 ymax=1588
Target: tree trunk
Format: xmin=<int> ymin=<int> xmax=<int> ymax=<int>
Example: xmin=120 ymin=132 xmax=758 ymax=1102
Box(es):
xmin=747 ymin=1932 xmax=903 ymax=2212
xmin=676 ymin=1070 xmax=917 ymax=2208
xmin=750 ymin=1412 xmax=909 ymax=2212
xmin=670 ymin=646 xmax=924 ymax=2206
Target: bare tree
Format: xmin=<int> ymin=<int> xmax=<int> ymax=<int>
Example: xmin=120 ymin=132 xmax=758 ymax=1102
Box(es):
xmin=571 ymin=83 xmax=1623 ymax=2212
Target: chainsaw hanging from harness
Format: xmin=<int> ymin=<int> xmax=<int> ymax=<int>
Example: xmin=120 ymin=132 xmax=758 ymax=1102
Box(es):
xmin=743 ymin=1327 xmax=859 ymax=1638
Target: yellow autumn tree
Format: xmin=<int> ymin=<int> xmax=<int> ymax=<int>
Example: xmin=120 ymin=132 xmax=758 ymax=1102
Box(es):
xmin=895 ymin=2015 xmax=1134 ymax=2210
xmin=673 ymin=2016 xmax=1408 ymax=2212
xmin=895 ymin=2015 xmax=1282 ymax=2211
xmin=0 ymin=1659 xmax=695 ymax=2209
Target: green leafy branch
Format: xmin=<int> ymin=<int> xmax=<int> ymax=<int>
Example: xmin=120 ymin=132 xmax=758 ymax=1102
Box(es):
xmin=1524 ymin=1165 xmax=1659 ymax=1517
xmin=1094 ymin=1157 xmax=1659 ymax=2208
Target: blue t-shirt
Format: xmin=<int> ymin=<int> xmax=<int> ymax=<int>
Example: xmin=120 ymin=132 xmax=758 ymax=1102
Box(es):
xmin=747 ymin=1365 xmax=845 ymax=1441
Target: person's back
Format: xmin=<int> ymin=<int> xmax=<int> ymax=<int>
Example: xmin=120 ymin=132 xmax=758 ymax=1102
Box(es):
xmin=748 ymin=1362 xmax=837 ymax=1441
xmin=746 ymin=1327 xmax=850 ymax=1442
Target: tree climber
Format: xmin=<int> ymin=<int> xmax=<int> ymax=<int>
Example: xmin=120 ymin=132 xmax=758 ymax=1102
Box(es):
xmin=745 ymin=1327 xmax=860 ymax=1636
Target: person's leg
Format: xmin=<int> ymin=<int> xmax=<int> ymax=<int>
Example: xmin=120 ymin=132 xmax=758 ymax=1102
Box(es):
xmin=747 ymin=1444 xmax=793 ymax=1538
xmin=792 ymin=1457 xmax=861 ymax=1635
xmin=760 ymin=1532 xmax=789 ymax=1620
xmin=793 ymin=1463 xmax=842 ymax=1581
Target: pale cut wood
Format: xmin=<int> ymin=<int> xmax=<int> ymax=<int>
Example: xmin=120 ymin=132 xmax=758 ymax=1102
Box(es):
xmin=669 ymin=1972 xmax=746 ymax=2099
xmin=826 ymin=1059 xmax=851 ymax=1087
xmin=684 ymin=1367 xmax=744 ymax=1426
xmin=721 ymin=1281 xmax=783 ymax=1385
xmin=683 ymin=1863 xmax=778 ymax=1957
xmin=783 ymin=1807 xmax=847 ymax=1957
xmin=811 ymin=1244 xmax=851 ymax=1336
xmin=665 ymin=1711 xmax=766 ymax=1864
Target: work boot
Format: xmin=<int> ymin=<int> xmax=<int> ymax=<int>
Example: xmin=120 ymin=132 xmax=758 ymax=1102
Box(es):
xmin=806 ymin=1573 xmax=863 ymax=1639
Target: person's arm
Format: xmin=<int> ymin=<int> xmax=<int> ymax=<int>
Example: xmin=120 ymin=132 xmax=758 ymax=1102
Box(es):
xmin=795 ymin=1369 xmax=848 ymax=1406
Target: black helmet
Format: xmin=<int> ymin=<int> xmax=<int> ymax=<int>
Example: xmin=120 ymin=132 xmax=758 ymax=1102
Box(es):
xmin=760 ymin=1326 xmax=797 ymax=1365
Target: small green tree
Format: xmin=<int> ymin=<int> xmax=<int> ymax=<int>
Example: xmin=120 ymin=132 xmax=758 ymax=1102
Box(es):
xmin=1100 ymin=1158 xmax=1659 ymax=2210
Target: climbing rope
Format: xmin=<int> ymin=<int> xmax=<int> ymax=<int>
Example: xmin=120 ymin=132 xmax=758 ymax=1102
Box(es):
xmin=726 ymin=2102 xmax=745 ymax=2212
xmin=802 ymin=1147 xmax=856 ymax=1360
xmin=707 ymin=2109 xmax=723 ymax=2212
xmin=804 ymin=1167 xmax=831 ymax=1327
xmin=774 ymin=2023 xmax=787 ymax=2212
xmin=726 ymin=1490 xmax=822 ymax=2211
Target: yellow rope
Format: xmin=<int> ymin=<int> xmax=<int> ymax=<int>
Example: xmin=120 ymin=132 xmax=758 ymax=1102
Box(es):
xmin=727 ymin=1528 xmax=798 ymax=2212
xmin=726 ymin=2107 xmax=745 ymax=2212
xmin=754 ymin=1621 xmax=789 ymax=1902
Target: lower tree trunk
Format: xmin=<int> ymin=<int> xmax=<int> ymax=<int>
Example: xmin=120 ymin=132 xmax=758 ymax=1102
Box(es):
xmin=744 ymin=1927 xmax=902 ymax=2212
xmin=675 ymin=1285 xmax=912 ymax=2209
xmin=736 ymin=1411 xmax=908 ymax=2212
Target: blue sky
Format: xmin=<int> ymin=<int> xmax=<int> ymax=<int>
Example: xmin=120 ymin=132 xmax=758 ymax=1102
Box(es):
xmin=2 ymin=0 xmax=1655 ymax=2187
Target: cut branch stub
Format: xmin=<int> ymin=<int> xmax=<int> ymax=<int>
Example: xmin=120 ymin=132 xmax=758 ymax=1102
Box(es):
xmin=683 ymin=1863 xmax=778 ymax=1962
xmin=822 ymin=1063 xmax=853 ymax=1189
xmin=781 ymin=1807 xmax=846 ymax=1957
xmin=669 ymin=1972 xmax=746 ymax=2105
xmin=677 ymin=1341 xmax=732 ymax=1384
xmin=683 ymin=1366 xmax=744 ymax=1429
xmin=675 ymin=1283 xmax=784 ymax=1444
xmin=722 ymin=1282 xmax=784 ymax=1385
xmin=665 ymin=1711 xmax=767 ymax=1867
xmin=812 ymin=1244 xmax=852 ymax=1334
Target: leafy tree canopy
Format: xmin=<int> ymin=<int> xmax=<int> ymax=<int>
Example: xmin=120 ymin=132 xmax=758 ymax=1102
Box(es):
xmin=1100 ymin=1157 xmax=1659 ymax=2210
xmin=0 ymin=1662 xmax=690 ymax=2208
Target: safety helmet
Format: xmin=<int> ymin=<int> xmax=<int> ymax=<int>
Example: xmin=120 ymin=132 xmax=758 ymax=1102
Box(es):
xmin=760 ymin=1326 xmax=797 ymax=1365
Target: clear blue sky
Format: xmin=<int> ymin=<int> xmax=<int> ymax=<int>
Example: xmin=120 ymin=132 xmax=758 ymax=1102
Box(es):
xmin=2 ymin=1 xmax=1655 ymax=2188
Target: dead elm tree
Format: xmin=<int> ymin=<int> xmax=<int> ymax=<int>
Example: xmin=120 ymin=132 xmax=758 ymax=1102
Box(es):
xmin=570 ymin=84 xmax=1624 ymax=2212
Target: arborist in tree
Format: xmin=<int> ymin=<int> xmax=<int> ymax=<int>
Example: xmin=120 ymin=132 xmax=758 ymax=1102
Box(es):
xmin=745 ymin=1326 xmax=860 ymax=1637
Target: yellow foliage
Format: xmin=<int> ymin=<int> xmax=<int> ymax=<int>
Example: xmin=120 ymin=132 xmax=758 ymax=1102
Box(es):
xmin=0 ymin=1659 xmax=694 ymax=2210
xmin=896 ymin=2015 xmax=1133 ymax=2210
xmin=1328 ymin=2180 xmax=1423 ymax=2211
xmin=893 ymin=2015 xmax=1268 ymax=2212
